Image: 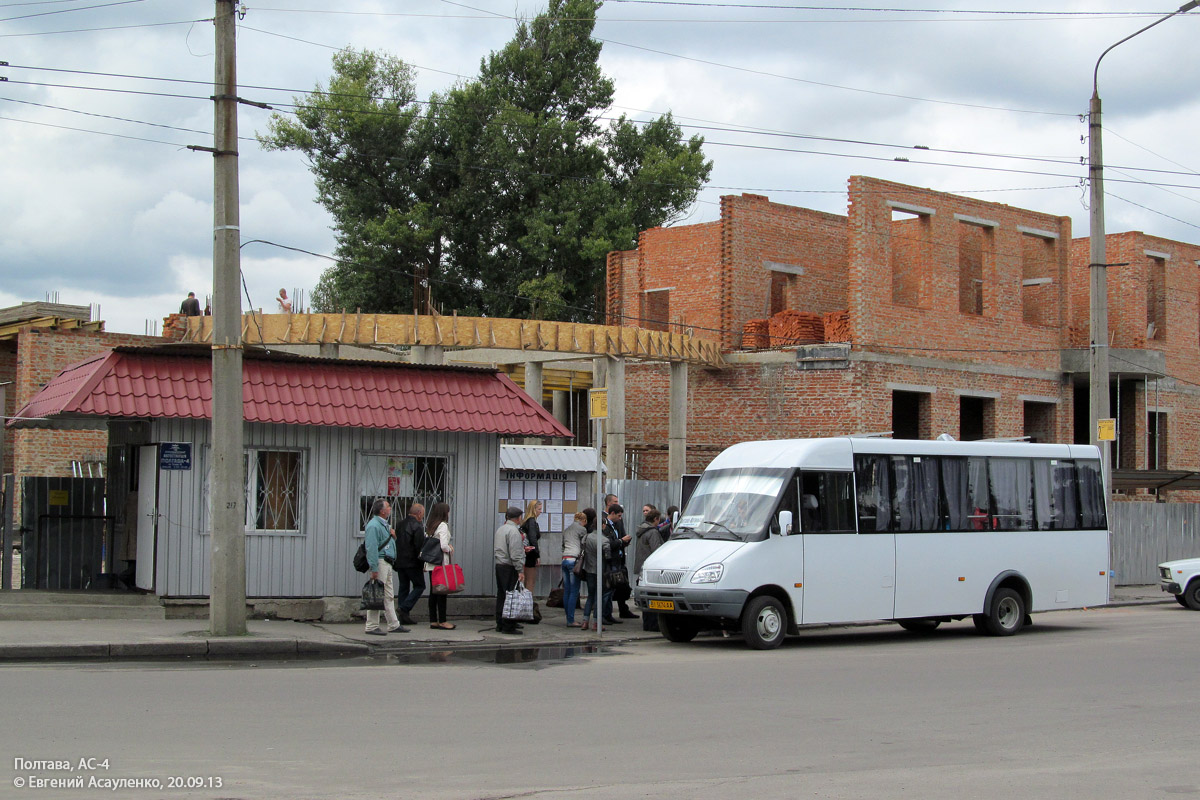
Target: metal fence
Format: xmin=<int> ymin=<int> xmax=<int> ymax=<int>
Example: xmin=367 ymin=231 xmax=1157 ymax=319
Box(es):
xmin=1111 ymin=503 xmax=1200 ymax=585
xmin=605 ymin=479 xmax=679 ymax=519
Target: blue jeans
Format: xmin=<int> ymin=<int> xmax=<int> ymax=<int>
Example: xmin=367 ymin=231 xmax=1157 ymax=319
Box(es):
xmin=561 ymin=559 xmax=581 ymax=623
xmin=582 ymin=571 xmax=613 ymax=623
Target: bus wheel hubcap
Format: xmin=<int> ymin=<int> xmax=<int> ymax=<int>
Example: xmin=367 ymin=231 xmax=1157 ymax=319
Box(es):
xmin=758 ymin=608 xmax=780 ymax=639
xmin=998 ymin=598 xmax=1018 ymax=628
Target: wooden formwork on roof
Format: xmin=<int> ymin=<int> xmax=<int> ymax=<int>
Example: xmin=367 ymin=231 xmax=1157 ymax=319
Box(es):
xmin=182 ymin=312 xmax=724 ymax=366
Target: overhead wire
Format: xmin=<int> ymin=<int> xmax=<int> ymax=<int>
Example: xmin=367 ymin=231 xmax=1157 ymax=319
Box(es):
xmin=0 ymin=0 xmax=141 ymax=23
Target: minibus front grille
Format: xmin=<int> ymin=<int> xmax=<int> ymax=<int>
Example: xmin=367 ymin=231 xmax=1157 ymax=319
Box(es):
xmin=644 ymin=569 xmax=686 ymax=585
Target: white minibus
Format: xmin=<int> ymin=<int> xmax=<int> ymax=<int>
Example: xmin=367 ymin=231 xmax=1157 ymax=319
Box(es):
xmin=634 ymin=437 xmax=1110 ymax=649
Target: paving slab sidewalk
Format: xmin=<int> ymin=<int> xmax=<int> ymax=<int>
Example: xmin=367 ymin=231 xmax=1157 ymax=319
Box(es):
xmin=0 ymin=585 xmax=1171 ymax=663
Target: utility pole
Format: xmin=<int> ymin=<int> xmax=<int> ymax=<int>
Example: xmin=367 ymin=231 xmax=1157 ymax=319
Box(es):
xmin=210 ymin=0 xmax=246 ymax=635
xmin=1088 ymin=0 xmax=1198 ymax=494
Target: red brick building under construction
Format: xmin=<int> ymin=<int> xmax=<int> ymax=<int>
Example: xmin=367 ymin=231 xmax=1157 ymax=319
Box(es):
xmin=608 ymin=175 xmax=1200 ymax=491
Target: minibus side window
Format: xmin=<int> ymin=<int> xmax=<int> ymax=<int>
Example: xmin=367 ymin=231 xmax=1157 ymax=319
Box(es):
xmin=1077 ymin=460 xmax=1108 ymax=530
xmin=854 ymin=455 xmax=890 ymax=533
xmin=802 ymin=471 xmax=856 ymax=533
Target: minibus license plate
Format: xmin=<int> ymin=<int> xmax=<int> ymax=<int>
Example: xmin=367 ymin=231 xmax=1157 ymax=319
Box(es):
xmin=648 ymin=600 xmax=674 ymax=611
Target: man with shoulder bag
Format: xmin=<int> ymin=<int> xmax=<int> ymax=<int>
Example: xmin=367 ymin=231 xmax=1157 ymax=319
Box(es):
xmin=364 ymin=499 xmax=408 ymax=636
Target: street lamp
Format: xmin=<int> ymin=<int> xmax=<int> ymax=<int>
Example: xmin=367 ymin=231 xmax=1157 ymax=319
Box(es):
xmin=1088 ymin=0 xmax=1198 ymax=489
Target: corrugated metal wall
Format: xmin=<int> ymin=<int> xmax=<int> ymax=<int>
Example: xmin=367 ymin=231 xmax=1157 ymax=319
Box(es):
xmin=1111 ymin=503 xmax=1200 ymax=585
xmin=149 ymin=420 xmax=499 ymax=598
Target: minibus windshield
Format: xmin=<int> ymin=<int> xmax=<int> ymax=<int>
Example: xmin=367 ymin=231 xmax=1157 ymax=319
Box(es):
xmin=673 ymin=468 xmax=790 ymax=542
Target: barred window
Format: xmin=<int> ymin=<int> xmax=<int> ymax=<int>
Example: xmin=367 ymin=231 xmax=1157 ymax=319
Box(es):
xmin=249 ymin=450 xmax=303 ymax=531
xmin=355 ymin=453 xmax=451 ymax=531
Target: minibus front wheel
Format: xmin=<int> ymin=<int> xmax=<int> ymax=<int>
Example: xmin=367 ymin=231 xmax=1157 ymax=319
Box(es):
xmin=659 ymin=614 xmax=699 ymax=643
xmin=742 ymin=595 xmax=788 ymax=650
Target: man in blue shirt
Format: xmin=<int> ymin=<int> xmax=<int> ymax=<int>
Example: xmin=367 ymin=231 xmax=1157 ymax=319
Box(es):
xmin=364 ymin=499 xmax=408 ymax=635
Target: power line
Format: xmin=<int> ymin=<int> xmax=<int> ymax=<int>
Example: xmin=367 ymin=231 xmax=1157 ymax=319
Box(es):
xmin=0 ymin=113 xmax=191 ymax=146
xmin=0 ymin=0 xmax=141 ymax=23
xmin=0 ymin=17 xmax=206 ymax=37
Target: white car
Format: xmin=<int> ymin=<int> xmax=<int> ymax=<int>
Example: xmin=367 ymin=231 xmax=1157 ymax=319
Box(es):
xmin=1158 ymin=558 xmax=1200 ymax=610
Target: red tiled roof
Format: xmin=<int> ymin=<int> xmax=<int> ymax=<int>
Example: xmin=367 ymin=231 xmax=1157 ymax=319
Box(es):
xmin=11 ymin=349 xmax=573 ymax=438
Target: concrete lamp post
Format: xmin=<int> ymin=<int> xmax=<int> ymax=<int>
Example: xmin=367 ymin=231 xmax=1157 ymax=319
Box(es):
xmin=1087 ymin=0 xmax=1198 ymax=490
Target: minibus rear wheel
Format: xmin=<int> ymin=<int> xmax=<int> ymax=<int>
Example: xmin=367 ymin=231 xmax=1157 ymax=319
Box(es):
xmin=980 ymin=587 xmax=1025 ymax=636
xmin=742 ymin=596 xmax=787 ymax=650
xmin=659 ymin=614 xmax=699 ymax=643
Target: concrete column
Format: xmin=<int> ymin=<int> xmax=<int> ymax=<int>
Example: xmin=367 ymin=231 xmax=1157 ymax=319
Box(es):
xmin=604 ymin=356 xmax=625 ymax=479
xmin=552 ymin=390 xmax=570 ymax=445
xmin=523 ymin=361 xmax=544 ymax=445
xmin=410 ymin=345 xmax=444 ymax=365
xmin=668 ymin=360 xmax=688 ymax=485
xmin=592 ymin=358 xmax=607 ymax=455
xmin=317 ymin=343 xmax=339 ymax=359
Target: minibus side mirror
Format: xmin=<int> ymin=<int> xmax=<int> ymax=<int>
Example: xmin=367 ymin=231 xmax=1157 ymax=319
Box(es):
xmin=777 ymin=510 xmax=793 ymax=536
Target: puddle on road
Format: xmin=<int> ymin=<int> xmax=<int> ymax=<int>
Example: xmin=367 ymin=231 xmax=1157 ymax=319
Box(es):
xmin=49 ymin=643 xmax=621 ymax=671
xmin=366 ymin=643 xmax=617 ymax=668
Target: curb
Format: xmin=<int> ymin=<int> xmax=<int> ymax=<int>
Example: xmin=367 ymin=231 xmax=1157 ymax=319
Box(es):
xmin=0 ymin=637 xmax=370 ymax=663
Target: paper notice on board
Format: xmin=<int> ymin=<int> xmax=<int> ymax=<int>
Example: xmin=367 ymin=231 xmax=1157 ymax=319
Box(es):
xmin=545 ymin=499 xmax=563 ymax=515
xmin=548 ymin=514 xmax=563 ymax=532
xmin=564 ymin=482 xmax=577 ymax=501
xmin=509 ymin=482 xmax=524 ymax=501
xmin=551 ymin=482 xmax=564 ymax=500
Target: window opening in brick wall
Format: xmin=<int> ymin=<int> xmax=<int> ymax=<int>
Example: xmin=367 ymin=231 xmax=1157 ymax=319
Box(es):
xmin=1020 ymin=234 xmax=1057 ymax=326
xmin=1116 ymin=381 xmax=1136 ymax=470
xmin=1147 ymin=256 xmax=1166 ymax=340
xmin=889 ymin=209 xmax=929 ymax=307
xmin=958 ymin=223 xmax=991 ymax=316
xmin=1147 ymin=411 xmax=1167 ymax=469
xmin=1023 ymin=401 xmax=1056 ymax=443
xmin=892 ymin=391 xmax=930 ymax=440
xmin=355 ymin=453 xmax=451 ymax=531
xmin=642 ymin=289 xmax=670 ymax=332
xmin=769 ymin=271 xmax=790 ymax=316
xmin=959 ymin=396 xmax=995 ymax=441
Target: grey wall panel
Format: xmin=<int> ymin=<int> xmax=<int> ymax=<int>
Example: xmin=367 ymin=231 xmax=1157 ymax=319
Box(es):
xmin=149 ymin=418 xmax=501 ymax=597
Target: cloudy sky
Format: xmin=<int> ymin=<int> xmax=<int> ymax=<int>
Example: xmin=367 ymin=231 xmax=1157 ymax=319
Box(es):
xmin=1 ymin=0 xmax=1197 ymax=334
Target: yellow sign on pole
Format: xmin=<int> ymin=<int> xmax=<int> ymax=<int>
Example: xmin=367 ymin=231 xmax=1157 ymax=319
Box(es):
xmin=589 ymin=388 xmax=608 ymax=420
xmin=1097 ymin=418 xmax=1116 ymax=442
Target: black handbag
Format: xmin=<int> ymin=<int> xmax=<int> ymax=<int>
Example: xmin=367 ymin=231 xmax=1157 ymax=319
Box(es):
xmin=353 ymin=542 xmax=369 ymax=573
xmin=419 ymin=535 xmax=444 ymax=565
xmin=360 ymin=578 xmax=386 ymax=610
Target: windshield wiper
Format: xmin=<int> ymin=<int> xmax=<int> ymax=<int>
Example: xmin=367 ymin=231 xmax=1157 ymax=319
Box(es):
xmin=701 ymin=520 xmax=738 ymax=540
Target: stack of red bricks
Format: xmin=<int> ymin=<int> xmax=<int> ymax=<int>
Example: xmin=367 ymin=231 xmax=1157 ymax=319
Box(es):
xmin=769 ymin=310 xmax=824 ymax=346
xmin=823 ymin=310 xmax=851 ymax=343
xmin=742 ymin=319 xmax=770 ymax=349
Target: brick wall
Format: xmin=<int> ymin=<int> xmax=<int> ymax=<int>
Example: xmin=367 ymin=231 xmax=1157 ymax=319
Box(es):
xmin=847 ymin=176 xmax=1071 ymax=373
xmin=12 ymin=327 xmax=163 ymax=482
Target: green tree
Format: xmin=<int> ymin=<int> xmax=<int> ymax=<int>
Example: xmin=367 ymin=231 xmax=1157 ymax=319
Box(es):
xmin=260 ymin=0 xmax=711 ymax=320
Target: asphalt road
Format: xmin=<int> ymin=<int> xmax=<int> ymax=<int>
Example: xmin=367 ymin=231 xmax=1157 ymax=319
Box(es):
xmin=2 ymin=604 xmax=1197 ymax=800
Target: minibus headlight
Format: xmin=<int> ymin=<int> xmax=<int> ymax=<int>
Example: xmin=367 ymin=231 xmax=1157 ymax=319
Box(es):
xmin=691 ymin=563 xmax=723 ymax=584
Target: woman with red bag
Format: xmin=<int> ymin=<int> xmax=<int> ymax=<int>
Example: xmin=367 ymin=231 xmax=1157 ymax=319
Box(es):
xmin=423 ymin=502 xmax=456 ymax=630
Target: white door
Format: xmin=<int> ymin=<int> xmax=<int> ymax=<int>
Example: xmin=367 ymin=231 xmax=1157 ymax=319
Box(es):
xmin=135 ymin=445 xmax=158 ymax=591
xmin=802 ymin=533 xmax=896 ymax=624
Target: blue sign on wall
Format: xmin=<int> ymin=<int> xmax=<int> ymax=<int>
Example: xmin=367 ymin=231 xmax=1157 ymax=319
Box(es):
xmin=159 ymin=442 xmax=192 ymax=471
